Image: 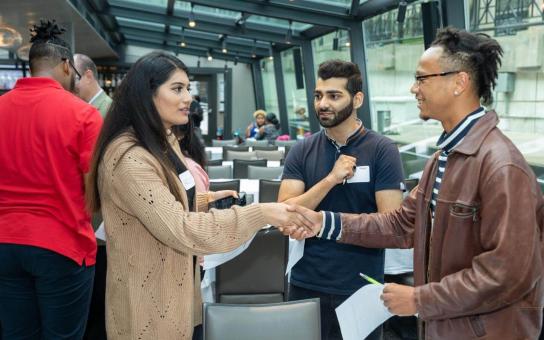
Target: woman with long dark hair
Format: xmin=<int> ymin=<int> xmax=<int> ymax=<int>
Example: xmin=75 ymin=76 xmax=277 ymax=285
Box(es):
xmin=85 ymin=52 xmax=307 ymax=339
xmin=256 ymin=112 xmax=281 ymax=144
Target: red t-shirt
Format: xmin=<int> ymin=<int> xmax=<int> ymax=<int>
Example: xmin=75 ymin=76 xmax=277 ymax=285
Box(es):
xmin=0 ymin=77 xmax=103 ymax=265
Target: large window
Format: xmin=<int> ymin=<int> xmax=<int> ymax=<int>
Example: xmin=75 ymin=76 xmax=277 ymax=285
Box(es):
xmin=363 ymin=3 xmax=431 ymax=178
xmin=281 ymin=48 xmax=309 ymax=137
xmin=468 ymin=0 xmax=544 ymax=185
xmin=312 ymin=30 xmax=351 ymax=74
xmin=261 ymin=58 xmax=279 ymax=115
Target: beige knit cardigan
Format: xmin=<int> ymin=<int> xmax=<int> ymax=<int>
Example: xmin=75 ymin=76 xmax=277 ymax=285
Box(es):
xmin=98 ymin=132 xmax=267 ymax=339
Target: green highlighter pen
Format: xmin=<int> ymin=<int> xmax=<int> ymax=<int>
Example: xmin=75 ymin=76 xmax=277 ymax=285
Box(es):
xmin=359 ymin=273 xmax=381 ymax=285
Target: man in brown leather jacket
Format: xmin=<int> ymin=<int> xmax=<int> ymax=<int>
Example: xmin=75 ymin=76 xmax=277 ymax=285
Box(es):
xmin=287 ymin=27 xmax=544 ymax=339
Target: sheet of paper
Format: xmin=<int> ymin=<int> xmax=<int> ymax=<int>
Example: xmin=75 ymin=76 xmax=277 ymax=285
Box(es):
xmin=336 ymin=284 xmax=393 ymax=340
xmin=286 ymin=238 xmax=304 ymax=275
xmin=95 ymin=222 xmax=106 ymax=242
xmin=200 ymin=269 xmax=216 ymax=303
xmin=202 ymin=232 xmax=257 ymax=270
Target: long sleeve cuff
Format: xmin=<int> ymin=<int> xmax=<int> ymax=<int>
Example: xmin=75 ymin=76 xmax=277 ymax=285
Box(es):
xmin=317 ymin=211 xmax=342 ymax=240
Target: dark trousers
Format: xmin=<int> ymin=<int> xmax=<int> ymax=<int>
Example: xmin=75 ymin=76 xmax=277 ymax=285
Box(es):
xmin=289 ymin=284 xmax=382 ymax=340
xmin=83 ymin=245 xmax=107 ymax=340
xmin=0 ymin=244 xmax=94 ymax=340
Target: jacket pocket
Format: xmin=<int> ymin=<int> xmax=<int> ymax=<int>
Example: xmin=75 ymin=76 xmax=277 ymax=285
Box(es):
xmin=449 ymin=202 xmax=480 ymax=222
xmin=468 ymin=315 xmax=487 ymax=338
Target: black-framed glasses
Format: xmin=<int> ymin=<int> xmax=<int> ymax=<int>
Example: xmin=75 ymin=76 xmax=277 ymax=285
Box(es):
xmin=62 ymin=58 xmax=82 ymax=81
xmin=414 ymin=71 xmax=460 ymax=85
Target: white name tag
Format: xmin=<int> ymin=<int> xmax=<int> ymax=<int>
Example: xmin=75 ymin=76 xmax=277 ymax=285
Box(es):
xmin=179 ymin=170 xmax=196 ymax=191
xmin=347 ymin=165 xmax=370 ymax=183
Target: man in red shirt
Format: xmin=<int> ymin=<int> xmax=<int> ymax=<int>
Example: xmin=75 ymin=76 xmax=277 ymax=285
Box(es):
xmin=0 ymin=20 xmax=102 ymax=339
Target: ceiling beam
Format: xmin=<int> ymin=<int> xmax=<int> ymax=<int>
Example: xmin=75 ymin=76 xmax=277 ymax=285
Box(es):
xmin=125 ymin=38 xmax=254 ymax=63
xmin=105 ymin=3 xmax=306 ymax=45
xmin=189 ymin=0 xmax=353 ymax=28
xmin=355 ymin=0 xmax=419 ymax=20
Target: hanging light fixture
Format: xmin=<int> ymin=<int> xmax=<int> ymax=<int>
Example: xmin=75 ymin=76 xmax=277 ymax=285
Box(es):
xmin=188 ymin=3 xmax=197 ymax=28
xmin=332 ymin=30 xmax=339 ymax=51
xmin=285 ymin=20 xmax=293 ymax=45
xmin=345 ymin=41 xmax=351 ymax=47
xmin=207 ymin=49 xmax=213 ymax=61
xmin=234 ymin=53 xmax=239 ymax=66
xmin=221 ymin=36 xmax=228 ymax=53
xmin=268 ymin=43 xmax=273 ymax=60
xmin=224 ymin=61 xmax=228 ymax=72
xmin=0 ymin=24 xmax=23 ymax=49
xmin=180 ymin=27 xmax=187 ymax=47
xmin=197 ymin=56 xmax=201 ymax=68
xmin=251 ymin=39 xmax=257 ymax=59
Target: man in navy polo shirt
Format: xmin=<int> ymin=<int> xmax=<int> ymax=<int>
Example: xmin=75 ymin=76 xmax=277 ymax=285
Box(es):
xmin=279 ymin=59 xmax=404 ymax=340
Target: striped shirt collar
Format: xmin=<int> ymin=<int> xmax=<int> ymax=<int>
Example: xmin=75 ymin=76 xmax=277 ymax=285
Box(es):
xmin=436 ymin=107 xmax=486 ymax=153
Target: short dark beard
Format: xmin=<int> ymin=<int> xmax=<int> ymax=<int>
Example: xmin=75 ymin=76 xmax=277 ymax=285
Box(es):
xmin=316 ymin=99 xmax=354 ymax=128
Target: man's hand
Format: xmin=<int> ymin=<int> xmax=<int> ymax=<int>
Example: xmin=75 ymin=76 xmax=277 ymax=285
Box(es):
xmin=381 ymin=283 xmax=417 ymax=316
xmin=327 ymin=154 xmax=357 ymax=184
xmin=260 ymin=203 xmax=313 ymax=231
xmin=276 ymin=205 xmax=323 ymax=240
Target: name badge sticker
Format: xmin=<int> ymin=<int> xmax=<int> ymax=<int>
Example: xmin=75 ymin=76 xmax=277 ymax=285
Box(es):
xmin=347 ymin=165 xmax=370 ymax=183
xmin=179 ymin=170 xmax=196 ymax=190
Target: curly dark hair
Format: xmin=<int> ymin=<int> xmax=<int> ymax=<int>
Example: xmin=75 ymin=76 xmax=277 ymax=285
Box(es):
xmin=431 ymin=26 xmax=503 ymax=106
xmin=28 ymin=19 xmax=72 ymax=72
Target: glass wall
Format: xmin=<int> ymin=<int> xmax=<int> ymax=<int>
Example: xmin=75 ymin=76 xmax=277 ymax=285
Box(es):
xmin=312 ymin=30 xmax=351 ymax=74
xmin=281 ymin=48 xmax=309 ymax=137
xmin=363 ymin=2 xmax=430 ymax=177
xmin=261 ymin=58 xmax=279 ymax=115
xmin=468 ymin=0 xmax=544 ymax=185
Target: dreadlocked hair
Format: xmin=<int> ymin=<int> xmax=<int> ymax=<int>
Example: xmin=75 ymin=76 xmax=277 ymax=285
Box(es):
xmin=431 ymin=26 xmax=503 ymax=106
xmin=29 ymin=19 xmax=73 ymax=72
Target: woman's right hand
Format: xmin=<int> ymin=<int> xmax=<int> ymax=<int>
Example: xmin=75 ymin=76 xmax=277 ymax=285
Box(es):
xmin=260 ymin=203 xmax=313 ymax=232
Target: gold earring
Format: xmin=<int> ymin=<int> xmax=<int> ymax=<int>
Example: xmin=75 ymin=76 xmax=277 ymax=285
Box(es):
xmin=454 ymin=91 xmax=459 ymax=96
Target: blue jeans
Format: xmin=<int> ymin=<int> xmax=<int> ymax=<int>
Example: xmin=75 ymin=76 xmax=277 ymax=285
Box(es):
xmin=289 ymin=284 xmax=382 ymax=340
xmin=0 ymin=244 xmax=94 ymax=340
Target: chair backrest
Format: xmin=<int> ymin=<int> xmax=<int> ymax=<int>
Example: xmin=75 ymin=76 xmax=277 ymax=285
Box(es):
xmin=247 ymin=166 xmax=283 ymax=180
xmin=242 ymin=139 xmax=269 ymax=147
xmin=255 ymin=150 xmax=284 ymax=161
xmin=252 ymin=145 xmax=278 ymax=151
xmin=212 ymin=139 xmax=237 ymax=147
xmin=259 ymin=179 xmax=281 ymax=203
xmin=222 ymin=145 xmax=250 ymax=160
xmin=203 ymin=299 xmax=321 ymax=340
xmin=206 ymin=159 xmax=223 ymax=167
xmin=209 ymin=179 xmax=240 ymax=192
xmin=206 ymin=166 xmax=232 ymax=180
xmin=233 ymin=159 xmax=267 ymax=179
xmin=215 ymin=228 xmax=288 ymax=303
xmin=205 ymin=150 xmax=212 ymax=161
xmin=226 ymin=150 xmax=257 ymax=161
xmin=274 ymin=140 xmax=298 ymax=147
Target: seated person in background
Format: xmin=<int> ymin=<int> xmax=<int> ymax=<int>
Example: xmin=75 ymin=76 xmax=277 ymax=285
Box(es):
xmin=245 ymin=109 xmax=266 ymax=139
xmin=256 ymin=112 xmax=281 ymax=144
xmin=295 ymin=107 xmax=308 ymax=121
xmin=85 ymin=52 xmax=310 ymax=340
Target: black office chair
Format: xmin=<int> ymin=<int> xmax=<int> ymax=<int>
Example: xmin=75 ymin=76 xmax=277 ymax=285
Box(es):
xmin=404 ymin=178 xmax=419 ymax=194
xmin=259 ymin=180 xmax=281 ymax=203
xmin=215 ymin=227 xmax=288 ymax=304
xmin=252 ymin=145 xmax=278 ymax=151
xmin=209 ymin=180 xmax=240 ymax=192
xmin=233 ymin=159 xmax=267 ymax=179
xmin=222 ymin=145 xmax=250 ymax=160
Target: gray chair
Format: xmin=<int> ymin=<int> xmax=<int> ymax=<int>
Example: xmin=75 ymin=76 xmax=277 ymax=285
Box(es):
xmin=207 ymin=165 xmax=232 ymax=179
xmin=206 ymin=159 xmax=223 ymax=167
xmin=242 ymin=139 xmax=269 ymax=147
xmin=252 ymin=145 xmax=278 ymax=151
xmin=225 ymin=150 xmax=257 ymax=161
xmin=222 ymin=145 xmax=250 ymax=160
xmin=215 ymin=228 xmax=288 ymax=304
xmin=247 ymin=166 xmax=283 ymax=180
xmin=212 ymin=139 xmax=237 ymax=147
xmin=255 ymin=150 xmax=284 ymax=161
xmin=209 ymin=179 xmax=240 ymax=192
xmin=259 ymin=179 xmax=281 ymax=203
xmin=205 ymin=150 xmax=212 ymax=161
xmin=203 ymin=299 xmax=321 ymax=340
xmin=233 ymin=159 xmax=267 ymax=179
xmin=274 ymin=140 xmax=298 ymax=147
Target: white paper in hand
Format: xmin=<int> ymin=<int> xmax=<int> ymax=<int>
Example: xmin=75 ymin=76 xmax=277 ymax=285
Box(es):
xmin=202 ymin=232 xmax=257 ymax=270
xmin=285 ymin=238 xmax=304 ymax=275
xmin=335 ymin=284 xmax=393 ymax=340
xmin=95 ymin=222 xmax=106 ymax=242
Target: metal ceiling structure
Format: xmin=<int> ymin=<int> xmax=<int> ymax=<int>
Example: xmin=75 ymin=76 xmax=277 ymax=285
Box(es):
xmin=70 ymin=0 xmax=419 ymax=63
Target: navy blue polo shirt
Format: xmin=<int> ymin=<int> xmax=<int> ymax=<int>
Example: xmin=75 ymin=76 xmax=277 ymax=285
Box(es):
xmin=282 ymin=126 xmax=404 ymax=295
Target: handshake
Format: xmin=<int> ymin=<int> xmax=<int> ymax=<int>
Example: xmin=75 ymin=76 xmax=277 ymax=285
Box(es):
xmin=260 ymin=203 xmax=324 ymax=240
